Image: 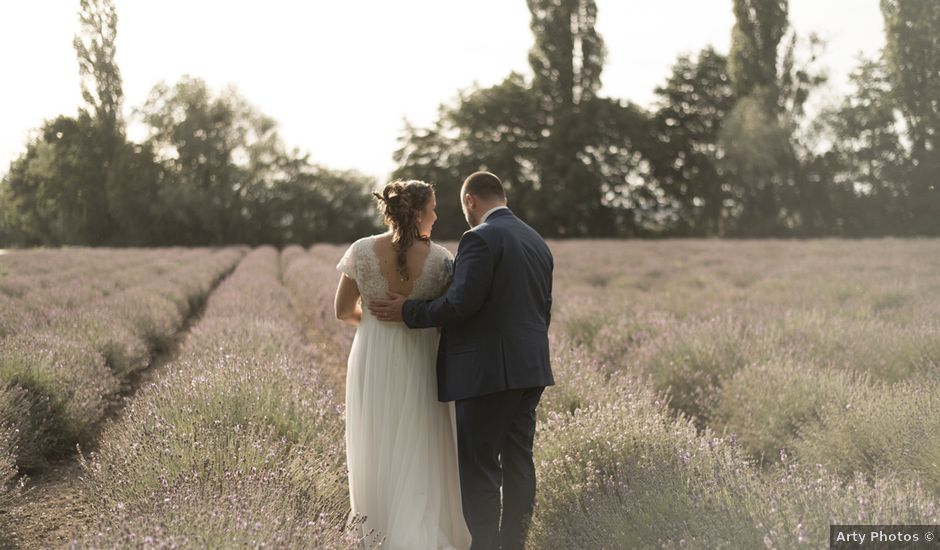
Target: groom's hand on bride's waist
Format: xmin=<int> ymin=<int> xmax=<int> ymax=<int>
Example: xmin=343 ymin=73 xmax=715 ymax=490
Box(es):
xmin=369 ymin=292 xmax=406 ymax=322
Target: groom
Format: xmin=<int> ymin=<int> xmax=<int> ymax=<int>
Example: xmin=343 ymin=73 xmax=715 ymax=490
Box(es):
xmin=370 ymin=171 xmax=554 ymax=550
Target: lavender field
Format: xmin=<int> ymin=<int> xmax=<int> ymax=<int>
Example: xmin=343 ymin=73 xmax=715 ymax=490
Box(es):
xmin=1 ymin=240 xmax=939 ymax=548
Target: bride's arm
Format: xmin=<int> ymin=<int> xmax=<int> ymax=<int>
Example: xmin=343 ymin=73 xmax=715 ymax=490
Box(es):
xmin=334 ymin=273 xmax=362 ymax=326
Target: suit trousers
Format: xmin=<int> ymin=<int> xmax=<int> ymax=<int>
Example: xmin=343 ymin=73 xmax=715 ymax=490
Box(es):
xmin=455 ymin=386 xmax=545 ymax=550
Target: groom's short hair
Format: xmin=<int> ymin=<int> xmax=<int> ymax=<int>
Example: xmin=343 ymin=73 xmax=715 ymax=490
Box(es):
xmin=463 ymin=171 xmax=506 ymax=201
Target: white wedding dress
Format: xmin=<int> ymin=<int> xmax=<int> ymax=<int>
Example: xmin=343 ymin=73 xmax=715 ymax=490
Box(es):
xmin=337 ymin=235 xmax=471 ymax=550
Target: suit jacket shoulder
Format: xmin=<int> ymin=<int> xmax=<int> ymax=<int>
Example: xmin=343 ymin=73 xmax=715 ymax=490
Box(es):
xmin=466 ymin=210 xmax=514 ymax=250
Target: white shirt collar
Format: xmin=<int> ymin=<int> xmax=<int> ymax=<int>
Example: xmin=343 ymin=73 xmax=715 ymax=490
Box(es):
xmin=481 ymin=205 xmax=509 ymax=223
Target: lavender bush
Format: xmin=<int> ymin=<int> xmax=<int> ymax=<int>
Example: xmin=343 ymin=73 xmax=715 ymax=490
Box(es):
xmin=0 ymin=389 xmax=24 ymax=506
xmin=0 ymin=334 xmax=117 ymax=471
xmin=795 ymin=379 xmax=940 ymax=494
xmin=550 ymin=239 xmax=940 ymax=448
xmin=76 ymin=247 xmax=365 ymax=548
xmin=530 ymin=333 xmax=939 ymax=549
xmin=0 ymin=247 xmax=244 ymax=472
xmin=281 ymin=244 xmax=356 ymax=396
xmin=711 ymin=360 xmax=865 ymax=463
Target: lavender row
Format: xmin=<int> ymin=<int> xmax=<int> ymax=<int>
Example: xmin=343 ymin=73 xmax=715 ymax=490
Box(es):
xmin=74 ymin=247 xmax=363 ymax=548
xmin=528 ymin=337 xmax=939 ymax=548
xmin=0 ymin=247 xmax=229 ymax=338
xmin=280 ymin=244 xmax=356 ymax=397
xmin=549 ymin=240 xmax=940 ymax=478
xmin=0 ymin=247 xmax=246 ymax=473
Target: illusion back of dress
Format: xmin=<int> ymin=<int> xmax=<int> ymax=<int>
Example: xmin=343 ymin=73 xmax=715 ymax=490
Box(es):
xmin=338 ymin=234 xmax=453 ymax=313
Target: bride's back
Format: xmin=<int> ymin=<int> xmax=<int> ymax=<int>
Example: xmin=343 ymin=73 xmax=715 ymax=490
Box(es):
xmin=372 ymin=233 xmax=432 ymax=297
xmin=338 ymin=233 xmax=453 ymax=307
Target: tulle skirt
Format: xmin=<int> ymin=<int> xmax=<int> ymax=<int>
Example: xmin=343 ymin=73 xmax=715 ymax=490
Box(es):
xmin=345 ymin=311 xmax=471 ymax=550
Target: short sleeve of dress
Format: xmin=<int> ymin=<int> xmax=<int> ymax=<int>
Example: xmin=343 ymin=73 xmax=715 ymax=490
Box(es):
xmin=337 ymin=240 xmax=358 ymax=280
xmin=435 ymin=244 xmax=456 ymax=292
xmin=442 ymin=247 xmax=455 ymax=282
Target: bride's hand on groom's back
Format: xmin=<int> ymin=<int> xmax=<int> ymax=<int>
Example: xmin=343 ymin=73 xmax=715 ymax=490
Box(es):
xmin=370 ymin=292 xmax=407 ymax=322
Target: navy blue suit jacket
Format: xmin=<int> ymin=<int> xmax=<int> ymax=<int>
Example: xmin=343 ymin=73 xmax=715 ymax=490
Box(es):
xmin=402 ymin=208 xmax=555 ymax=402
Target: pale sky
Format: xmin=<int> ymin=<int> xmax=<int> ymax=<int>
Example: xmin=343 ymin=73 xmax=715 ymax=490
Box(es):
xmin=1 ymin=1 xmax=884 ymax=181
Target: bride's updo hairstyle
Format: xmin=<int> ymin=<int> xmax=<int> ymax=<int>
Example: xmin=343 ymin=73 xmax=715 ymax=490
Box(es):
xmin=372 ymin=179 xmax=434 ymax=281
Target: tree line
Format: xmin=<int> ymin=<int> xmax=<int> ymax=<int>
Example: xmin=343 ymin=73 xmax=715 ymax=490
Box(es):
xmin=0 ymin=0 xmax=376 ymax=247
xmin=1 ymin=0 xmax=937 ymax=246
xmin=394 ymin=0 xmax=940 ymax=239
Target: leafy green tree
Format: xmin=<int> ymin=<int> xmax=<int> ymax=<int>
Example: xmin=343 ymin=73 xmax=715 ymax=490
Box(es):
xmin=395 ymin=0 xmax=650 ymax=238
xmin=822 ymin=58 xmax=917 ymax=236
xmin=0 ymin=0 xmax=129 ymax=246
xmin=393 ymin=73 xmax=542 ymax=240
xmin=722 ymin=0 xmax=832 ymax=236
xmin=881 ymin=0 xmax=940 ymax=234
xmin=0 ymin=124 xmax=66 ymax=245
xmin=649 ymin=48 xmax=736 ymax=236
xmin=825 ymin=60 xmax=889 ymax=235
xmin=718 ymin=95 xmax=796 ymax=235
xmin=724 ymin=0 xmax=792 ymax=237
xmin=136 ymin=77 xmax=277 ymax=244
xmin=881 ymin=0 xmax=940 ymax=156
xmin=74 ymin=0 xmax=123 ymax=148
xmin=728 ymin=0 xmax=789 ymax=105
xmin=527 ymin=0 xmax=618 ymax=236
xmin=139 ymin=76 xmax=378 ymax=245
xmin=106 ymin=141 xmax=163 ymax=245
xmin=0 ymin=116 xmax=104 ymax=245
xmin=72 ymin=0 xmax=124 ymax=243
xmin=237 ymin=148 xmax=376 ymax=246
xmin=528 ymin=0 xmax=604 ymax=109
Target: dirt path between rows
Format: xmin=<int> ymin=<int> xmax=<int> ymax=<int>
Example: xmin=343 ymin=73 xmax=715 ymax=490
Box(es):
xmin=1 ymin=266 xmax=236 ymax=550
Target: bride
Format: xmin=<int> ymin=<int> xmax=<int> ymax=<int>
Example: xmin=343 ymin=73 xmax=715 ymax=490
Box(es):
xmin=333 ymin=180 xmax=472 ymax=550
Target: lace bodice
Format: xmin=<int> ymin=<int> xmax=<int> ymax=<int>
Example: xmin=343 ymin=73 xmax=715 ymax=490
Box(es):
xmin=337 ymin=234 xmax=454 ymax=306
